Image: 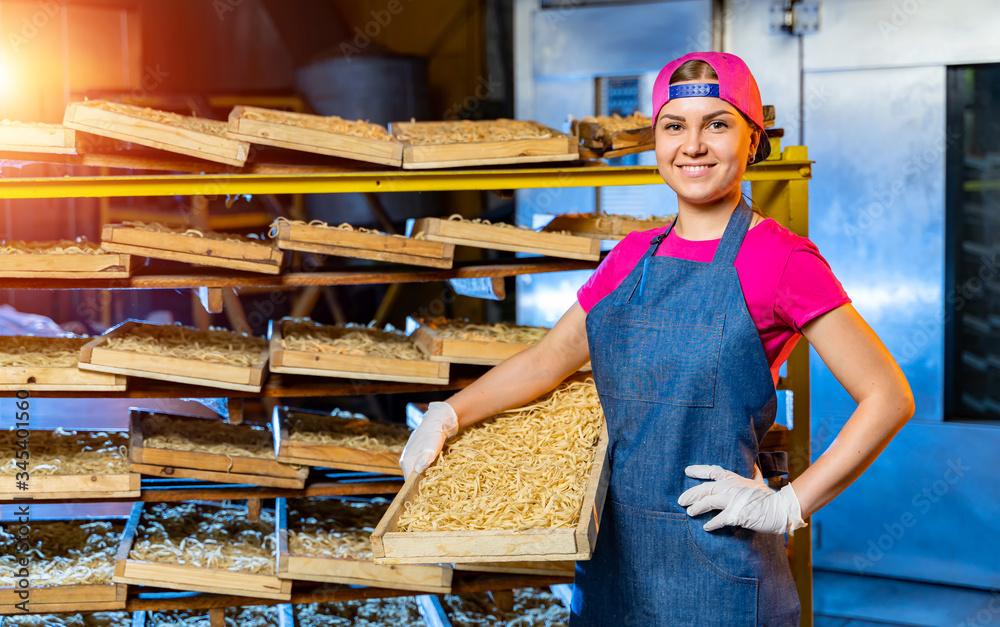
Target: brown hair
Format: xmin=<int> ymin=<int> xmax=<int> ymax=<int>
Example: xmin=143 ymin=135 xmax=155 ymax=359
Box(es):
xmin=669 ymin=59 xmax=718 ymax=83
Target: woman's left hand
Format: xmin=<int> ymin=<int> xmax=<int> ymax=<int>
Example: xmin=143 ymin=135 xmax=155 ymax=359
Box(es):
xmin=678 ymin=465 xmax=807 ymax=534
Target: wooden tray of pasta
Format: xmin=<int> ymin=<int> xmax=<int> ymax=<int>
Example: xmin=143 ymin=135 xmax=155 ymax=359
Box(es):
xmin=129 ymin=410 xmax=307 ymax=489
xmin=276 ymin=497 xmax=452 ymax=593
xmin=269 ymin=318 xmax=448 ymax=385
xmin=409 ymin=217 xmax=601 ymax=261
xmin=0 ymin=337 xmax=125 ymax=391
xmin=271 ymin=219 xmax=454 ymax=269
xmin=408 ymin=316 xmax=547 ymax=365
xmin=228 ymin=106 xmax=404 ymax=166
xmin=0 ymin=518 xmax=128 ymax=614
xmin=0 ymin=240 xmax=136 ymax=279
xmin=78 ymin=320 xmax=269 ymax=392
xmin=273 ymin=407 xmax=410 ymax=476
xmin=542 ymin=213 xmax=674 ymax=240
xmin=64 ymin=101 xmax=250 ymax=166
xmin=100 ymin=223 xmax=283 ymax=274
xmin=114 ymin=502 xmax=291 ymax=600
xmin=391 ymin=119 xmax=578 ymax=169
xmin=372 ymin=380 xmax=610 ymax=564
xmin=0 ymin=429 xmax=139 ymax=501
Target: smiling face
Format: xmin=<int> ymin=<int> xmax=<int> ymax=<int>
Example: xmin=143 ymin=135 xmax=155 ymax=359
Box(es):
xmin=654 ymin=79 xmax=759 ymax=212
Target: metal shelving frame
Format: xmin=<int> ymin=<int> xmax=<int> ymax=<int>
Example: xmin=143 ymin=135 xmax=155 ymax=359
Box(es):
xmin=0 ymin=145 xmax=812 ymax=622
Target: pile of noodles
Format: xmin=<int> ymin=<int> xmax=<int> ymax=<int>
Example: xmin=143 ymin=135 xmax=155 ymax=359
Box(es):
xmin=281 ymin=320 xmax=425 ymax=361
xmin=129 ymin=502 xmax=277 ymax=575
xmin=103 ymin=324 xmax=266 ymax=367
xmin=396 ymin=379 xmax=603 ymax=532
xmin=287 ymin=410 xmax=410 ymax=453
xmin=286 ymin=498 xmax=389 ymax=560
xmin=0 ymin=520 xmax=123 ymax=586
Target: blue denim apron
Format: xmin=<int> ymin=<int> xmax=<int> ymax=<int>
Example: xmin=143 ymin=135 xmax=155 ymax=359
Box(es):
xmin=575 ymin=199 xmax=800 ymax=626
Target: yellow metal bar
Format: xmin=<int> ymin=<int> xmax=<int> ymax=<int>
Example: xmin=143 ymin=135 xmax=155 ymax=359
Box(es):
xmin=0 ymin=160 xmax=811 ymax=200
xmin=753 ymin=146 xmax=813 ymax=627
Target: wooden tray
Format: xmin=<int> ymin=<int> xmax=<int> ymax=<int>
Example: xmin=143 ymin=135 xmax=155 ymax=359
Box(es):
xmin=78 ymin=320 xmax=269 ymax=393
xmin=114 ymin=503 xmax=292 ymax=601
xmin=276 ymin=497 xmax=452 ymax=593
xmin=228 ymin=106 xmax=403 ymax=167
xmin=130 ymin=410 xmax=307 ymax=489
xmin=410 ymin=217 xmax=601 ymax=262
xmin=0 ymin=518 xmax=127 ymax=615
xmin=408 ymin=317 xmax=542 ymax=366
xmin=453 ymin=560 xmax=576 ymax=577
xmin=273 ymin=407 xmax=408 ymax=476
xmin=371 ymin=421 xmax=609 ymax=565
xmin=391 ymin=120 xmax=578 ymax=170
xmin=0 ymin=430 xmax=139 ymax=501
xmin=572 ymin=117 xmax=653 ymax=151
xmin=271 ymin=220 xmax=454 ymax=269
xmin=63 ymin=101 xmax=250 ymax=166
xmin=269 ymin=319 xmax=449 ymax=385
xmin=0 ymin=250 xmax=136 ymax=279
xmin=115 ymin=502 xmax=292 ymax=600
xmin=542 ymin=213 xmax=674 ymax=240
xmin=0 ymin=123 xmax=76 ymax=154
xmin=100 ymin=224 xmax=283 ymax=275
xmin=0 ymin=337 xmax=126 ymax=392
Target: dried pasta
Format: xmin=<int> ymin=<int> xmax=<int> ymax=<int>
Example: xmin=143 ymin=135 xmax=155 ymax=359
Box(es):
xmin=281 ymin=319 xmax=425 ymax=361
xmin=0 ymin=240 xmax=106 ymax=255
xmin=287 ymin=410 xmax=411 ymax=453
xmin=0 ymin=428 xmax=128 ymax=476
xmin=296 ymin=598 xmax=427 ymax=627
xmin=129 ymin=502 xmax=277 ymax=575
xmin=2 ymin=612 xmax=132 ymax=627
xmin=394 ymin=119 xmax=553 ymax=146
xmin=0 ymin=336 xmax=89 ymax=368
xmin=239 ymin=107 xmax=393 ymax=142
xmin=396 ymin=379 xmax=603 ymax=532
xmin=0 ymin=520 xmax=122 ymax=586
xmin=141 ymin=413 xmax=275 ymax=460
xmin=146 ymin=606 xmax=279 ymax=627
xmin=84 ymin=101 xmax=228 ymax=137
xmin=267 ymin=216 xmax=423 ymax=241
xmin=114 ymin=220 xmax=263 ymax=245
xmin=579 ymin=111 xmax=651 ymax=132
xmin=555 ymin=212 xmax=673 ymax=222
xmin=424 ymin=318 xmax=549 ymax=345
xmin=440 ymin=588 xmax=569 ymax=627
xmin=103 ymin=324 xmax=266 ymax=367
xmin=445 ymin=213 xmax=533 ymax=231
xmin=286 ymin=497 xmax=389 ymax=560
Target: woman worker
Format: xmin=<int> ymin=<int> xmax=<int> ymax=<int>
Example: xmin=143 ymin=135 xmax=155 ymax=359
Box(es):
xmin=400 ymin=51 xmax=915 ymax=626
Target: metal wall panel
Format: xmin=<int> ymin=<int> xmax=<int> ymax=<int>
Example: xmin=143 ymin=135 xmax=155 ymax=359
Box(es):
xmin=806 ymin=66 xmax=946 ymax=421
xmin=802 ymin=0 xmax=1000 ymax=71
xmin=531 ymin=0 xmax=711 ymax=79
xmin=729 ymin=0 xmax=1000 ymax=591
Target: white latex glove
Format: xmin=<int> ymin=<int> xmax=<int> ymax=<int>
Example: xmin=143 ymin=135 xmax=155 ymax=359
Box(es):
xmin=678 ymin=464 xmax=807 ymax=534
xmin=399 ymin=401 xmax=459 ymax=479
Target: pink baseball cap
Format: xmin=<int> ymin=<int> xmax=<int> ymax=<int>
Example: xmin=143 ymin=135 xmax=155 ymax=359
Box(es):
xmin=651 ymin=51 xmax=770 ymax=164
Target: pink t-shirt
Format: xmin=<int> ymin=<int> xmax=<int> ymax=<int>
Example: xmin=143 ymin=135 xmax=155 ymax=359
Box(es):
xmin=577 ymin=219 xmax=851 ymax=385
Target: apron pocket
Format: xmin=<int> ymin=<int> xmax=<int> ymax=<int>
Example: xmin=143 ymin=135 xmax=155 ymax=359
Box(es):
xmin=606 ymin=499 xmax=758 ymax=627
xmin=596 ymin=304 xmax=724 ymax=407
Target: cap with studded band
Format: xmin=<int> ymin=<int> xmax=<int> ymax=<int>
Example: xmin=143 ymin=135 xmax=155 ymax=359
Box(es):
xmin=652 ymin=51 xmax=770 ymax=164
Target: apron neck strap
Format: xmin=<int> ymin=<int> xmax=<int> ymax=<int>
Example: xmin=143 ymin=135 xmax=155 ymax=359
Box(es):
xmin=713 ymin=197 xmax=754 ymax=266
xmin=648 ymin=197 xmax=753 ymax=266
